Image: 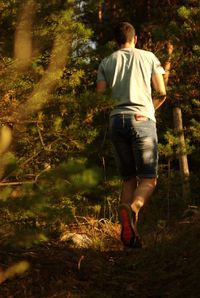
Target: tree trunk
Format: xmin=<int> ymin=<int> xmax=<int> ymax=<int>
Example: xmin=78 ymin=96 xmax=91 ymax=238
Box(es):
xmin=164 ymin=41 xmax=191 ymax=204
xmin=164 ymin=41 xmax=174 ymax=86
xmin=173 ymin=107 xmax=191 ymax=204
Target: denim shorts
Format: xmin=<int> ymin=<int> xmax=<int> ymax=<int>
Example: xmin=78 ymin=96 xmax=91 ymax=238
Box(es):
xmin=109 ymin=113 xmax=158 ymax=180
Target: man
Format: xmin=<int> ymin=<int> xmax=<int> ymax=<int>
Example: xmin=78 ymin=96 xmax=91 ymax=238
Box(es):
xmin=96 ymin=22 xmax=166 ymax=248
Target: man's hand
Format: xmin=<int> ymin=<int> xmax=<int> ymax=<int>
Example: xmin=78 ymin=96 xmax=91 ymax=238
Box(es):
xmin=96 ymin=80 xmax=107 ymax=93
xmin=152 ymin=95 xmax=167 ymax=110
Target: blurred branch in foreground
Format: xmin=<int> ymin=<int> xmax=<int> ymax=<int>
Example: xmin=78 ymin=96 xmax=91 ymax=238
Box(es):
xmin=0 ymin=261 xmax=30 ymax=284
xmin=14 ymin=0 xmax=36 ymax=71
xmin=15 ymin=5 xmax=72 ymax=121
xmin=0 ymin=1 xmax=73 ymax=179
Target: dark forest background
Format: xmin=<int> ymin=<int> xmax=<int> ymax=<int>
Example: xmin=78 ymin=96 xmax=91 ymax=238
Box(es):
xmin=0 ymin=0 xmax=199 ymax=247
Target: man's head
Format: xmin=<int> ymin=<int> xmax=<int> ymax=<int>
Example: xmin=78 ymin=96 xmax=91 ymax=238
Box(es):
xmin=114 ymin=22 xmax=137 ymax=47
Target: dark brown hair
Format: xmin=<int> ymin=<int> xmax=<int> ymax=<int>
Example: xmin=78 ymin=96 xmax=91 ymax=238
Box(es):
xmin=114 ymin=22 xmax=136 ymax=45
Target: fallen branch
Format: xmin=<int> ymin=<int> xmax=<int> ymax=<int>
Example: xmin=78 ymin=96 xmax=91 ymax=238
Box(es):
xmin=0 ymin=180 xmax=35 ymax=186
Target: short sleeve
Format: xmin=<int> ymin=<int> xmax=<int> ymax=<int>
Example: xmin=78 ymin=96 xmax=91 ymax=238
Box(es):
xmin=152 ymin=54 xmax=165 ymax=75
xmin=97 ymin=60 xmax=107 ymax=82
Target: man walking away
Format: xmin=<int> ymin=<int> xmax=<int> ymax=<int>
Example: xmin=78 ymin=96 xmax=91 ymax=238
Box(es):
xmin=96 ymin=22 xmax=166 ymax=248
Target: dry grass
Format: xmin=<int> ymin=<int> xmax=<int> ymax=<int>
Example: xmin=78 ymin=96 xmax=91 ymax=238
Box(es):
xmin=60 ymin=216 xmax=122 ymax=251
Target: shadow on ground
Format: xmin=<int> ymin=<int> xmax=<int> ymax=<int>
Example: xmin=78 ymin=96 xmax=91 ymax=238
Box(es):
xmin=0 ymin=219 xmax=200 ymax=298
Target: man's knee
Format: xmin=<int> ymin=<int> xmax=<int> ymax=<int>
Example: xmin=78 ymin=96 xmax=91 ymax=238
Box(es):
xmin=123 ymin=177 xmax=137 ymax=186
xmin=139 ymin=177 xmax=157 ymax=189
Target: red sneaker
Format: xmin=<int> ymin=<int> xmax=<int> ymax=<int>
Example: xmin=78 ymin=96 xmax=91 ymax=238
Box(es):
xmin=118 ymin=204 xmax=142 ymax=248
xmin=118 ymin=204 xmax=136 ymax=247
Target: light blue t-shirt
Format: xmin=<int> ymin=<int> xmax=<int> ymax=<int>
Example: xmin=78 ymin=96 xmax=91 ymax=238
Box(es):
xmin=97 ymin=48 xmax=165 ymax=122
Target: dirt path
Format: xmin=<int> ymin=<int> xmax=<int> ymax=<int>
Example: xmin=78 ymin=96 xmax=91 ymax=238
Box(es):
xmin=0 ymin=220 xmax=200 ymax=298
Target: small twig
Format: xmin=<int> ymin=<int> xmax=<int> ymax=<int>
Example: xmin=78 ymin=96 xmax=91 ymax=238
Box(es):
xmin=0 ymin=138 xmax=59 ymax=183
xmin=20 ymin=138 xmax=60 ymax=168
xmin=77 ymin=255 xmax=84 ymax=270
xmin=0 ymin=168 xmax=50 ymax=186
xmin=0 ymin=181 xmax=35 ymax=186
xmin=37 ymin=122 xmax=47 ymax=150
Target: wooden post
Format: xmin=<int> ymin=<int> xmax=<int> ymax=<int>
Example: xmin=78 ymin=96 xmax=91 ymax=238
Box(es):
xmin=164 ymin=41 xmax=191 ymax=204
xmin=173 ymin=107 xmax=191 ymax=204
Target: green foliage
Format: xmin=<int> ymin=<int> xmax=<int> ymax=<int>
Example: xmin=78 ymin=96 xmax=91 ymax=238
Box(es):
xmin=0 ymin=159 xmax=101 ymax=247
xmin=158 ymin=129 xmax=195 ymax=160
xmin=178 ymin=6 xmax=192 ymax=19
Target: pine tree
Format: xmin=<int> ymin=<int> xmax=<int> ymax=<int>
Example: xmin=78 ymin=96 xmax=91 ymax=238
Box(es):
xmin=0 ymin=0 xmax=103 ymax=246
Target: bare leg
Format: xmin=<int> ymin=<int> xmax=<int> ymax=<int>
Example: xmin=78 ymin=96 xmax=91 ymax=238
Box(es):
xmin=121 ymin=177 xmax=138 ymax=205
xmin=121 ymin=177 xmax=156 ymax=210
xmin=120 ymin=177 xmax=156 ymax=235
xmin=131 ymin=178 xmax=157 ymax=222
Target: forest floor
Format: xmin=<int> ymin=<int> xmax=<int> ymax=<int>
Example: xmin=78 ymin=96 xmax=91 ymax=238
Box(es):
xmin=1 ymin=212 xmax=200 ymax=298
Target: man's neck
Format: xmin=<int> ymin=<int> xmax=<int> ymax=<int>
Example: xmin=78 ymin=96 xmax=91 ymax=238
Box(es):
xmin=119 ymin=42 xmax=135 ymax=49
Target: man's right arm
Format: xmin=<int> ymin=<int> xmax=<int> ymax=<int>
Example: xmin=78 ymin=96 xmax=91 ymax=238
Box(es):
xmin=96 ymin=80 xmax=107 ymax=93
xmin=152 ymin=73 xmax=167 ymax=110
